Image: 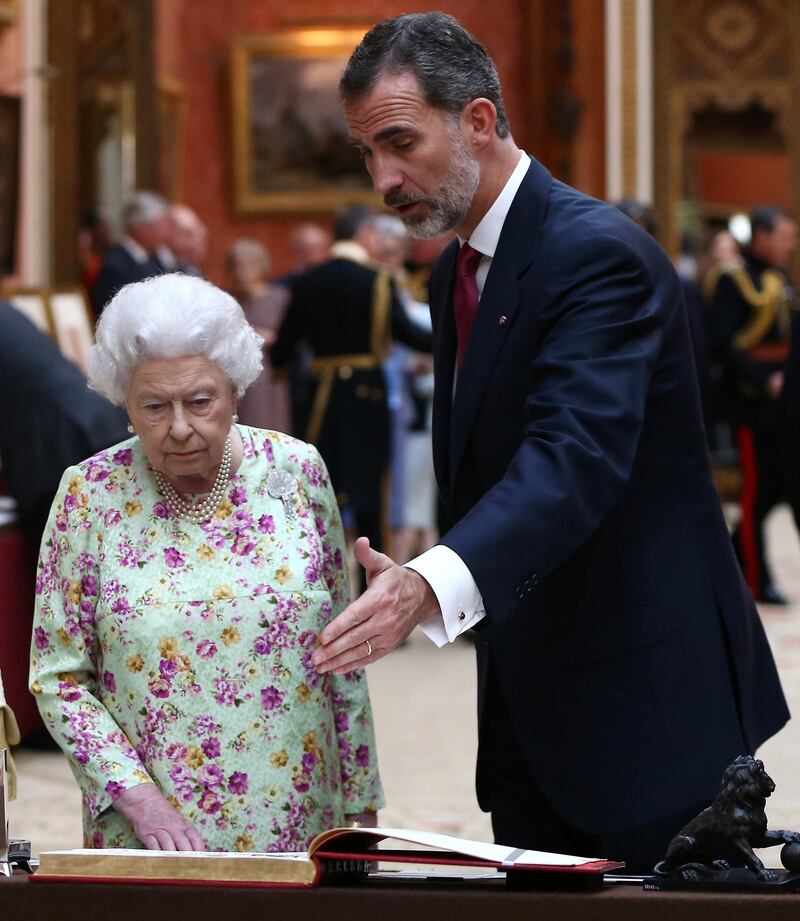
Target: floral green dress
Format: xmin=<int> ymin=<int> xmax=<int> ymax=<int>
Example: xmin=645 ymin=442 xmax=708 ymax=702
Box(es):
xmin=30 ymin=426 xmax=383 ymax=851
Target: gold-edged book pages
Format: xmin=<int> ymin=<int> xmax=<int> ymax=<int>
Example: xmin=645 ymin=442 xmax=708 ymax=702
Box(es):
xmin=36 ymin=826 xmax=619 ymax=887
xmin=35 ymin=848 xmax=319 ymax=887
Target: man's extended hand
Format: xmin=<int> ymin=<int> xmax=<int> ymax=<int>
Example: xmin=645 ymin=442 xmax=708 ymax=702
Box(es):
xmin=313 ymin=537 xmax=440 ymax=674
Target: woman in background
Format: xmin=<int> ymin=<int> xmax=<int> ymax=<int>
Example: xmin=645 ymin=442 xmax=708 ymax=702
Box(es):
xmin=226 ymin=239 xmax=292 ymax=434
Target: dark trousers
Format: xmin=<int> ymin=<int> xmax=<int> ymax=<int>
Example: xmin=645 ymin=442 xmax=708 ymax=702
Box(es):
xmin=482 ymin=669 xmax=710 ymax=874
xmin=733 ymin=421 xmax=800 ymax=597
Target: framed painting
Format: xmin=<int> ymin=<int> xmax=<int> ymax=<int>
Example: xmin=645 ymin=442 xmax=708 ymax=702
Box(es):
xmin=230 ymin=28 xmax=378 ymax=214
xmin=6 ymin=289 xmax=51 ymax=335
xmin=48 ymin=287 xmax=95 ymax=372
xmin=157 ymin=77 xmax=185 ymax=201
xmin=0 ymin=95 xmax=20 ymax=277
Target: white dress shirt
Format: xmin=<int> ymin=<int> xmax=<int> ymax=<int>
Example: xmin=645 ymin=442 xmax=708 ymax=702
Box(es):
xmin=406 ymin=151 xmax=531 ymax=646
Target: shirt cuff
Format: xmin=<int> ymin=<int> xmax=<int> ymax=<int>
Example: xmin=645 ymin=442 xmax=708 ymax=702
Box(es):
xmin=405 ymin=545 xmax=486 ymax=647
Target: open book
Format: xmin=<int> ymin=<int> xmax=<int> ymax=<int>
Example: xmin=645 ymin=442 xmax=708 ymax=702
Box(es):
xmin=34 ymin=826 xmax=622 ymax=888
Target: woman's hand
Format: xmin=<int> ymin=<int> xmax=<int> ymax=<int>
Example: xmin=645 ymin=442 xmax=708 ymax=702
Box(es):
xmin=113 ymin=782 xmax=206 ymax=851
xmin=345 ymin=811 xmax=378 ymax=828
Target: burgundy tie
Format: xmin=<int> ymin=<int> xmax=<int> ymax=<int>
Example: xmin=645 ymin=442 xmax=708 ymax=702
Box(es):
xmin=453 ymin=242 xmax=482 ymax=372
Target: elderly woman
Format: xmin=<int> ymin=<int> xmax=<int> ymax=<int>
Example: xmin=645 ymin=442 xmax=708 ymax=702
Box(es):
xmin=30 ymin=273 xmax=382 ymax=852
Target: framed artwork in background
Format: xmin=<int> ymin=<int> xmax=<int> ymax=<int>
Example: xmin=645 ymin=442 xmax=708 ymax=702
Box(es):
xmin=230 ymin=28 xmax=378 ymax=214
xmin=5 ymin=290 xmax=52 ymax=335
xmin=48 ymin=288 xmax=94 ymax=373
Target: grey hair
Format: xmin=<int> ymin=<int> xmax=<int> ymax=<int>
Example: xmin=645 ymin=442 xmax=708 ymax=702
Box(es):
xmin=123 ymin=191 xmax=169 ymax=229
xmin=365 ymin=213 xmax=408 ymax=242
xmin=340 ymin=13 xmax=510 ymax=139
xmin=87 ymin=273 xmax=264 ymax=405
xmin=225 ymin=238 xmax=271 ymax=277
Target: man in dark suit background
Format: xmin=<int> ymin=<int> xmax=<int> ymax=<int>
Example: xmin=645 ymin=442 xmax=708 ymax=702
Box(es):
xmin=312 ymin=13 xmax=789 ymax=871
xmin=0 ymin=300 xmax=128 ymax=536
xmin=90 ymin=191 xmax=170 ymax=318
xmin=271 ymin=205 xmax=431 ymax=573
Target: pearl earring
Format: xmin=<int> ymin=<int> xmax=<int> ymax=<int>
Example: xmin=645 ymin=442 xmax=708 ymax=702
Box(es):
xmin=127 ymin=424 xmax=135 ymax=434
xmin=232 ymin=413 xmax=239 ymax=423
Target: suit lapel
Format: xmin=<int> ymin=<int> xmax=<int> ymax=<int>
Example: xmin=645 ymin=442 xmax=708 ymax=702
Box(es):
xmin=448 ymin=157 xmax=553 ymax=488
xmin=431 ymin=241 xmax=458 ymax=501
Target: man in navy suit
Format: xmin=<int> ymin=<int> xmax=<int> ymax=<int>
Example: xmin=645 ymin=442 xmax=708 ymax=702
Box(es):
xmin=90 ymin=191 xmax=171 ymax=318
xmin=312 ymin=13 xmax=789 ymax=870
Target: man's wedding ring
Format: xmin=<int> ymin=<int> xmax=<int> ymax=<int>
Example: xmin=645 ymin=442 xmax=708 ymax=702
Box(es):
xmin=365 ymin=639 xmax=373 ymax=657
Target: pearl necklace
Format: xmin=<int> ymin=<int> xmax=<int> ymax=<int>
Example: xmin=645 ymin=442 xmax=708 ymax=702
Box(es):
xmin=153 ymin=437 xmax=232 ymax=524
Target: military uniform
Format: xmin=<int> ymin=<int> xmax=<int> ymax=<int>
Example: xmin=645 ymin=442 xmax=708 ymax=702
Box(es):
xmin=708 ymin=253 xmax=799 ymax=599
xmin=271 ymin=244 xmax=432 ymax=562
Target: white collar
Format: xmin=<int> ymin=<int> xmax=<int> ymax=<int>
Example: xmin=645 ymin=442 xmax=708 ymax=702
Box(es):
xmin=121 ymin=235 xmax=152 ymax=265
xmin=330 ymin=240 xmax=369 ymax=264
xmin=460 ymin=151 xmax=531 ymax=257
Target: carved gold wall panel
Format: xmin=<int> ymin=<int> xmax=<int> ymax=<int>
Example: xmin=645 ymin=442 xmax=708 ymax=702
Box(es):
xmin=653 ymin=0 xmax=800 ymax=257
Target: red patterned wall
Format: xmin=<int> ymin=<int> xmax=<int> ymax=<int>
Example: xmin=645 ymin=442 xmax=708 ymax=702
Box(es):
xmin=156 ymin=1 xmax=605 ymax=284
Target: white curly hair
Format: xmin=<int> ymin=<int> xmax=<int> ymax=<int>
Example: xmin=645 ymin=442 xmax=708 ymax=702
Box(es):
xmin=87 ymin=273 xmax=264 ymax=406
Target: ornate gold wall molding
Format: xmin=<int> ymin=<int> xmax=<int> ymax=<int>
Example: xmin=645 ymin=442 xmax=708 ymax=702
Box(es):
xmin=653 ymin=0 xmax=800 ymax=258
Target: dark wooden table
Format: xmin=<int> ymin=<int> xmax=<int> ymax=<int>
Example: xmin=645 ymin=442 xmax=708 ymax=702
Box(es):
xmin=4 ymin=872 xmax=800 ymax=921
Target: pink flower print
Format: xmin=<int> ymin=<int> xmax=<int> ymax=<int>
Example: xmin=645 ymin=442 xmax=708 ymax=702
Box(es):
xmin=262 ymin=438 xmax=274 ymax=463
xmin=93 ymin=832 xmax=104 ymax=848
xmin=74 ymin=749 xmax=90 ymax=765
xmin=198 ymin=764 xmax=225 ymax=788
xmin=110 ymin=597 xmax=132 ymax=617
xmin=103 ymin=671 xmax=117 ymax=693
xmin=159 ymin=658 xmax=178 ymax=679
xmin=166 ymin=743 xmax=187 ymax=761
xmin=202 ymin=737 xmax=221 ymax=759
xmin=231 ymin=509 xmax=254 ymax=530
xmin=261 ymin=686 xmax=284 ymax=711
xmin=232 ymin=534 xmax=255 ymax=556
xmin=228 ymin=771 xmax=249 ymax=795
xmin=253 ymin=634 xmax=271 ymax=656
xmin=355 ymin=744 xmax=370 ymax=767
xmin=85 ymin=462 xmax=109 ymax=482
xmin=258 ymin=514 xmax=275 ymax=535
xmin=299 ymin=630 xmax=317 ymax=650
xmin=198 ymin=789 xmax=223 ymax=814
xmin=175 ymin=783 xmax=194 ymax=803
xmin=164 ymin=547 xmax=185 ymax=568
xmin=194 ymin=715 xmax=218 ymax=735
xmin=34 ymin=626 xmax=50 ymax=650
xmin=292 ymin=771 xmax=311 ymax=793
xmin=148 ymin=676 xmax=171 ymax=698
xmin=228 ymin=486 xmax=247 ymax=506
xmin=314 ymin=515 xmax=328 ymax=537
xmin=196 ymin=639 xmax=217 ymax=659
xmin=214 ymin=677 xmax=236 ymax=706
xmin=153 ymin=500 xmax=170 ymax=519
xmin=105 ymin=781 xmax=126 ymax=799
xmin=301 ymin=752 xmax=316 ymax=772
xmin=334 ymin=712 xmax=349 ymax=732
xmin=81 ymin=573 xmax=98 ymax=596
xmin=57 ymin=682 xmax=82 ymax=702
xmin=113 ymin=448 xmax=133 ymax=466
xmin=104 ymin=509 xmax=122 ymax=527
xmin=304 ymin=562 xmax=320 ymax=582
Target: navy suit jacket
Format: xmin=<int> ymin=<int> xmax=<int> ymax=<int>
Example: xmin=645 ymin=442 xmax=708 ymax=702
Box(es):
xmin=91 ymin=244 xmax=165 ymax=317
xmin=430 ymin=157 xmax=789 ymax=834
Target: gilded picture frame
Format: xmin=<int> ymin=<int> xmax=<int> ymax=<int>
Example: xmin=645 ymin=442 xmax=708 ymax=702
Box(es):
xmin=230 ymin=28 xmax=378 ymax=214
xmin=48 ymin=287 xmax=95 ymax=373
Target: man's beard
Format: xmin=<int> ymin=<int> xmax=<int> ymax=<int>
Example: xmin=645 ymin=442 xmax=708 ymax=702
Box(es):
xmin=384 ymin=133 xmax=481 ymax=239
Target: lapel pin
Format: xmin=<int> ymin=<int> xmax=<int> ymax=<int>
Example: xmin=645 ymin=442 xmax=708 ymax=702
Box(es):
xmin=498 ymin=315 xmax=508 ymax=326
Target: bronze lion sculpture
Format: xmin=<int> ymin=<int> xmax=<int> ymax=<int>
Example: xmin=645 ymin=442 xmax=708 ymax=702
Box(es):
xmin=654 ymin=755 xmax=800 ymax=881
